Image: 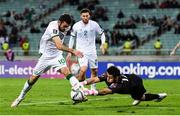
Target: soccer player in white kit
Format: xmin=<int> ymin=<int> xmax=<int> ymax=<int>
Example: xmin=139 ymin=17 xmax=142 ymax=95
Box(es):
xmin=11 ymin=14 xmax=84 ymax=107
xmin=66 ymin=8 xmax=106 ymax=90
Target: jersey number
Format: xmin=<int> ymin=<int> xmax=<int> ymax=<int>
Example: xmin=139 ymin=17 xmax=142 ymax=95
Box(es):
xmin=84 ymin=30 xmax=88 ymax=38
xmin=58 ymin=58 xmax=66 ymax=64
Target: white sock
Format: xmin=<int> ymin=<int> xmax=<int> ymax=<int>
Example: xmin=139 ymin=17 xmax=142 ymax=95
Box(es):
xmin=69 ymin=76 xmax=80 ymax=90
xmin=91 ymin=83 xmax=96 ymax=90
xmin=18 ymin=81 xmax=32 ymax=99
xmin=69 ymin=76 xmax=80 ymax=86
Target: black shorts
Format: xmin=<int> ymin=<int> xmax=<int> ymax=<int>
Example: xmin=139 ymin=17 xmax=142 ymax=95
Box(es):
xmin=129 ymin=74 xmax=146 ymax=100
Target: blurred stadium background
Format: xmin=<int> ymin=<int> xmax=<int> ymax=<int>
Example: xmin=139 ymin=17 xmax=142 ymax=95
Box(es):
xmin=0 ymin=0 xmax=180 ymax=56
xmin=0 ymin=0 xmax=180 ymax=115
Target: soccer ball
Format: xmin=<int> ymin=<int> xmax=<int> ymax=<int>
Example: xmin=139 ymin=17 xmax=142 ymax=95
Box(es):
xmin=70 ymin=89 xmax=85 ymax=101
xmin=70 ymin=63 xmax=80 ymax=75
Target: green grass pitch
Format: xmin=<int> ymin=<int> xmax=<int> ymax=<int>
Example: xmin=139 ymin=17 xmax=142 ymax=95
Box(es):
xmin=0 ymin=78 xmax=180 ymax=115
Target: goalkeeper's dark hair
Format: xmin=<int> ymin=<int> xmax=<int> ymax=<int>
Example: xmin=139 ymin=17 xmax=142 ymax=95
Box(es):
xmin=59 ymin=13 xmax=72 ymax=25
xmin=80 ymin=8 xmax=91 ymax=14
xmin=107 ymin=66 xmax=120 ymax=77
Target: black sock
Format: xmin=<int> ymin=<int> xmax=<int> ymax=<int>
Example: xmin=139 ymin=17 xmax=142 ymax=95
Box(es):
xmin=66 ymin=74 xmax=73 ymax=80
xmin=144 ymin=93 xmax=159 ymax=101
xmin=28 ymin=77 xmax=39 ymax=86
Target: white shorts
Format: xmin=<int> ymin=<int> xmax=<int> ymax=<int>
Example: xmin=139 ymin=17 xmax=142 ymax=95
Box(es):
xmin=33 ymin=55 xmax=67 ymax=76
xmin=78 ymin=54 xmax=98 ymax=69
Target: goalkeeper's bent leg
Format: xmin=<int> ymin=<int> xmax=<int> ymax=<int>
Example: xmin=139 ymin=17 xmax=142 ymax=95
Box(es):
xmin=144 ymin=93 xmax=160 ymax=101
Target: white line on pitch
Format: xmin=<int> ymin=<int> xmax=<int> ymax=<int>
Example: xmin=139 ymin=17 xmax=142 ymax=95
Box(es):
xmin=1 ymin=93 xmax=179 ymax=106
xmin=20 ymin=96 xmax=127 ymax=106
xmin=19 ymin=95 xmax=179 ymax=110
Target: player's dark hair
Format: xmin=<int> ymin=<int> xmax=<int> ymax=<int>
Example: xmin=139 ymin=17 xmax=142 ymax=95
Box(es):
xmin=80 ymin=8 xmax=91 ymax=14
xmin=59 ymin=14 xmax=72 ymax=25
xmin=107 ymin=66 xmax=120 ymax=77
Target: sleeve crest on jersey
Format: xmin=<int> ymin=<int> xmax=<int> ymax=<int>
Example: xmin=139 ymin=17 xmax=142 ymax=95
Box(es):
xmin=53 ymin=29 xmax=58 ymax=34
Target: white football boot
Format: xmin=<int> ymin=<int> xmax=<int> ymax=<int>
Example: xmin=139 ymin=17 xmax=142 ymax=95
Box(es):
xmin=155 ymin=93 xmax=167 ymax=102
xmin=132 ymin=100 xmax=141 ymax=106
xmin=11 ymin=98 xmax=24 ymax=107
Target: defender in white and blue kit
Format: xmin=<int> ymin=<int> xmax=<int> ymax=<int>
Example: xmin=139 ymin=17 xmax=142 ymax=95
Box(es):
xmin=67 ymin=8 xmax=106 ymax=90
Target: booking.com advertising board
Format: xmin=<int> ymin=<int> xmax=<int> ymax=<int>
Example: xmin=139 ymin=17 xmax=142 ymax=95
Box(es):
xmin=0 ymin=61 xmax=179 ymax=79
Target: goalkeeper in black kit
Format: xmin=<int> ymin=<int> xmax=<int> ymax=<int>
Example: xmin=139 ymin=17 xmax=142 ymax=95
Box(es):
xmin=81 ymin=66 xmax=167 ymax=106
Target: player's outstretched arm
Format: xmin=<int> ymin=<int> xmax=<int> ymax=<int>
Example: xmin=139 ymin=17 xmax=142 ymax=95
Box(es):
xmin=66 ymin=36 xmax=75 ymax=63
xmin=170 ymin=42 xmax=180 ymax=56
xmin=100 ymin=33 xmax=106 ymax=54
xmin=170 ymin=49 xmax=176 ymax=56
xmin=83 ymin=88 xmax=113 ymax=96
xmin=81 ymin=76 xmax=100 ymax=85
xmin=98 ymin=88 xmax=113 ymax=95
xmin=100 ymin=44 xmax=105 ymax=55
xmin=52 ymin=36 xmax=83 ymax=58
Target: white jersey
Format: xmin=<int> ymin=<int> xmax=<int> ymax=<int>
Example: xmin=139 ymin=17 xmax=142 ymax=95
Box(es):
xmin=39 ymin=21 xmax=65 ymax=57
xmin=71 ymin=20 xmax=104 ymax=54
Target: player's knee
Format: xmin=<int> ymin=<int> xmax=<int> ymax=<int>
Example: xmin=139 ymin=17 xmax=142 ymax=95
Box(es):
xmin=59 ymin=67 xmax=70 ymax=76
